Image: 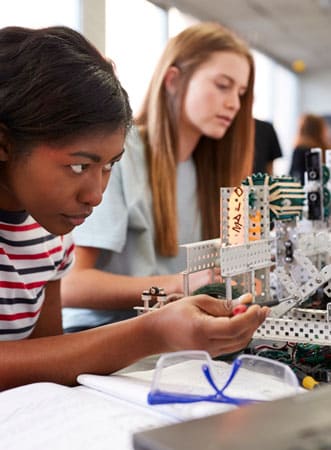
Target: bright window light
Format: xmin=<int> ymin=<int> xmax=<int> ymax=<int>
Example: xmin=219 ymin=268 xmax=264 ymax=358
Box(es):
xmin=168 ymin=7 xmax=199 ymax=36
xmin=0 ymin=0 xmax=80 ymax=30
xmin=253 ymin=49 xmax=299 ymax=175
xmin=253 ymin=49 xmax=274 ymax=121
xmin=106 ymin=0 xmax=167 ymax=114
xmin=273 ymin=64 xmax=299 ymax=174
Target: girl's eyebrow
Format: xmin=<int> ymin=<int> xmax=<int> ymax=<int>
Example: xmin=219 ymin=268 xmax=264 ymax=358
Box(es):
xmin=69 ymin=149 xmax=125 ymax=163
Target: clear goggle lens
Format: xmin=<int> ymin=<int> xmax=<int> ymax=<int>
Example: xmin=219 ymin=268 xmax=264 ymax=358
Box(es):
xmin=149 ymin=351 xmax=299 ymax=405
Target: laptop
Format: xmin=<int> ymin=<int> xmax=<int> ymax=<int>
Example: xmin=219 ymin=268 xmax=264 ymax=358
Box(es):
xmin=133 ymin=385 xmax=331 ymax=450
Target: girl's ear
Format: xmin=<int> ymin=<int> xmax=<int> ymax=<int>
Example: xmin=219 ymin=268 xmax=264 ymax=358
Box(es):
xmin=0 ymin=124 xmax=10 ymax=161
xmin=164 ymin=66 xmax=181 ymax=95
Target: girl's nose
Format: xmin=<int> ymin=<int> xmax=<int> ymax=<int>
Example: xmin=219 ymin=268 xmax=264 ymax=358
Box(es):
xmin=78 ymin=174 xmax=105 ymax=207
xmin=225 ymin=90 xmax=241 ymax=112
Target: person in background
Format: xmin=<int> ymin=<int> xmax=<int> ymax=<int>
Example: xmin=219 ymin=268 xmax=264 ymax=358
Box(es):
xmin=0 ymin=25 xmax=269 ymax=391
xmin=61 ymin=22 xmax=257 ymax=332
xmin=289 ymin=113 xmax=330 ymax=185
xmin=253 ymin=118 xmax=282 ymax=175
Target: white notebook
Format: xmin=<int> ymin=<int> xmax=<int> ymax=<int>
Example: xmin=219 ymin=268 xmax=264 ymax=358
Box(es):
xmin=1 ymin=358 xmax=302 ymax=450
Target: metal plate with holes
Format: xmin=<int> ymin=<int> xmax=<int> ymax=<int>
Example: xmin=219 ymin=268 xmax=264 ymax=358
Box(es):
xmin=220 ymin=240 xmax=273 ymax=276
xmin=254 ymin=307 xmax=331 ymax=345
xmin=181 ymin=239 xmax=220 ymax=274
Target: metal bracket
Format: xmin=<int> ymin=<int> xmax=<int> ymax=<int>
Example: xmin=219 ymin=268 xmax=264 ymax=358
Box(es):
xmin=271 ymin=248 xmax=331 ymax=317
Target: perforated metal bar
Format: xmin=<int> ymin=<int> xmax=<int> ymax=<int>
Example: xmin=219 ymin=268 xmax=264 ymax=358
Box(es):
xmin=220 ymin=240 xmax=273 ymax=276
xmin=254 ymin=310 xmax=331 ymax=345
xmin=181 ymin=239 xmax=220 ymax=295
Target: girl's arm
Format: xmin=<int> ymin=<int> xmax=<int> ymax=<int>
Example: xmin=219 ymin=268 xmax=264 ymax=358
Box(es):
xmin=0 ymin=293 xmax=268 ymax=390
xmin=61 ymin=246 xmax=217 ymax=309
xmin=29 ymin=280 xmax=63 ymax=338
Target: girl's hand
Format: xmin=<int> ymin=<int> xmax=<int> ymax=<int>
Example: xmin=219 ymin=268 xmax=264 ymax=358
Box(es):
xmin=150 ymin=295 xmax=269 ymax=357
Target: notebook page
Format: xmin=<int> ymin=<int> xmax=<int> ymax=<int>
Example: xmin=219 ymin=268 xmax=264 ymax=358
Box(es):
xmin=78 ymin=360 xmax=239 ymax=421
xmin=0 ymin=382 xmax=172 ymax=450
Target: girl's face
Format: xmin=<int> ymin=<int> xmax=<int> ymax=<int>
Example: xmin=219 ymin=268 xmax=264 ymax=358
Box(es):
xmin=1 ymin=129 xmax=125 ymax=235
xmin=181 ymin=51 xmax=250 ymax=140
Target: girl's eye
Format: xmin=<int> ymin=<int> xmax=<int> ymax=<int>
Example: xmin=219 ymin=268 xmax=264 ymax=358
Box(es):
xmin=103 ymin=161 xmax=114 ymax=172
xmin=70 ymin=164 xmax=89 ymax=174
xmin=216 ymin=83 xmax=230 ymax=90
xmin=70 ymin=161 xmax=117 ymax=175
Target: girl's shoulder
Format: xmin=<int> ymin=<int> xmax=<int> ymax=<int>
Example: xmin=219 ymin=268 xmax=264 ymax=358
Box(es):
xmin=124 ymin=126 xmax=145 ymax=155
xmin=119 ymin=126 xmax=147 ymax=174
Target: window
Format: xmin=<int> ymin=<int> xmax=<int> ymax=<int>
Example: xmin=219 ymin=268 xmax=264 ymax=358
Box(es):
xmin=253 ymin=49 xmax=299 ymax=174
xmin=105 ymin=0 xmax=167 ymax=114
xmin=0 ymin=0 xmax=80 ymax=29
xmin=168 ymin=7 xmax=199 ymax=37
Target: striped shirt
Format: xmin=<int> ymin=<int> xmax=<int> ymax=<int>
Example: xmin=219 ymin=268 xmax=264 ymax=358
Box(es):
xmin=0 ymin=209 xmax=74 ymax=340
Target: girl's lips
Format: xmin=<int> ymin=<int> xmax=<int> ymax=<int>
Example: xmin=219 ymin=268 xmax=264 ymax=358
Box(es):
xmin=216 ymin=115 xmax=232 ymax=127
xmin=63 ymin=213 xmax=90 ymax=226
xmin=66 ymin=216 xmax=86 ymax=226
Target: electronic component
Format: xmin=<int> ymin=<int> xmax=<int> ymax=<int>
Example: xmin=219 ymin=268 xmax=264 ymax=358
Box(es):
xmin=305 ymin=148 xmax=324 ymax=220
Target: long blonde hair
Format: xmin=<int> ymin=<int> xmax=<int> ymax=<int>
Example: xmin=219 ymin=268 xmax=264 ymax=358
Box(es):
xmin=136 ymin=22 xmax=255 ymax=256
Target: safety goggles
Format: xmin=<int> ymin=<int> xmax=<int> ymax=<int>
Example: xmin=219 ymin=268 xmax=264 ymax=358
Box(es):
xmin=148 ymin=350 xmax=299 ymax=406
